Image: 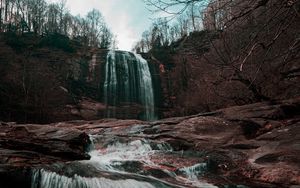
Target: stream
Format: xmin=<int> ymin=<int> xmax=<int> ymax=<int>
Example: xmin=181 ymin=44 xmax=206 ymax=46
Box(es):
xmin=31 ymin=132 xmax=248 ymax=188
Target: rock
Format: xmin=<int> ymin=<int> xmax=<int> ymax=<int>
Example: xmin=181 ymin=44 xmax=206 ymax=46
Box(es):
xmin=68 ymin=98 xmax=106 ymax=119
xmin=80 ymin=97 xmax=299 ymax=187
xmin=0 ymin=98 xmax=299 ymax=187
xmin=0 ymin=166 xmax=32 ymax=188
xmin=0 ymin=123 xmax=91 ymax=188
xmin=0 ymin=124 xmax=91 ymax=165
xmin=65 ymin=97 xmax=145 ymax=120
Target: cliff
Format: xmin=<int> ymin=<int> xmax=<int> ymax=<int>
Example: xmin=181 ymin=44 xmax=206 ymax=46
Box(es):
xmin=151 ymin=29 xmax=300 ymax=118
xmin=0 ymin=33 xmax=162 ymax=123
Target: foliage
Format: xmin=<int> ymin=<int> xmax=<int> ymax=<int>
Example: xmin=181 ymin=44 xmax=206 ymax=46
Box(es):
xmin=4 ymin=32 xmax=27 ymax=52
xmin=39 ymin=33 xmax=75 ymax=53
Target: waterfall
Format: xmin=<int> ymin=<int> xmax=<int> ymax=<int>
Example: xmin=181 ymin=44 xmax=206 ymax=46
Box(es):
xmin=31 ymin=169 xmax=157 ymax=188
xmin=31 ymin=138 xmax=219 ymax=188
xmin=87 ymin=139 xmax=172 ymax=169
xmin=134 ymin=54 xmax=156 ymax=121
xmin=103 ymin=50 xmax=118 ymax=118
xmin=179 ymin=163 xmax=207 ymax=180
xmin=31 ymin=139 xmax=175 ymax=188
xmin=103 ymin=50 xmax=156 ymax=120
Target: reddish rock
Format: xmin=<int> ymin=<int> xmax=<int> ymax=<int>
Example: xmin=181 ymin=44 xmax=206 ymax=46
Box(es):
xmin=0 ymin=97 xmax=299 ymax=187
xmin=0 ymin=123 xmax=91 ymax=165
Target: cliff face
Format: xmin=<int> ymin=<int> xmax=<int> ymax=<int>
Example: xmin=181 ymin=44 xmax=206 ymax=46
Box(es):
xmin=0 ymin=33 xmax=162 ymax=123
xmin=0 ymin=33 xmax=77 ymax=123
xmin=153 ymin=30 xmax=300 ymax=118
xmin=1 ymin=28 xmax=299 ymax=123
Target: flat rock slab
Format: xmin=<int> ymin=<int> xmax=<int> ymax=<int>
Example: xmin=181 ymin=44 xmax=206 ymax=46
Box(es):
xmin=69 ymin=97 xmax=299 ymax=187
xmin=0 ymin=97 xmax=299 ymax=187
xmin=0 ymin=123 xmax=91 ymax=167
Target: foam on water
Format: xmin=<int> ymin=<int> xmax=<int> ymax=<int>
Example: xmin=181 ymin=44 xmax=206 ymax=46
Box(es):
xmin=31 ymin=169 xmax=156 ymax=188
xmin=87 ymin=140 xmax=160 ymax=171
xmin=32 ymin=137 xmax=218 ymax=188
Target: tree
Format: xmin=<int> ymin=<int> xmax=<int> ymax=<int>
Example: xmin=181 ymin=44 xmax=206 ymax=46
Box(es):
xmin=57 ymin=0 xmax=67 ymax=33
xmin=0 ymin=0 xmax=114 ymax=49
xmin=86 ymin=9 xmax=103 ymax=47
xmin=0 ymin=0 xmax=3 ymax=30
xmin=45 ymin=3 xmax=59 ymax=33
xmin=137 ymin=0 xmax=300 ymax=114
xmin=144 ymin=0 xmax=206 ymax=15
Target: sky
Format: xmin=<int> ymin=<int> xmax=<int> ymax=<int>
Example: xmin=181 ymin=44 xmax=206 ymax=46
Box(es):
xmin=48 ymin=0 xmax=155 ymax=51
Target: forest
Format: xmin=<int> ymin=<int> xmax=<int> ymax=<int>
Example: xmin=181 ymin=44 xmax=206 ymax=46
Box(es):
xmin=0 ymin=0 xmax=113 ymax=49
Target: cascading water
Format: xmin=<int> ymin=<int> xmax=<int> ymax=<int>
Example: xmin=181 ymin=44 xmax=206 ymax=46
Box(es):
xmin=179 ymin=163 xmax=207 ymax=180
xmin=31 ymin=134 xmax=220 ymax=188
xmin=103 ymin=50 xmax=117 ymax=118
xmin=85 ymin=137 xmax=218 ymax=188
xmin=135 ymin=54 xmax=156 ymax=121
xmin=31 ymin=169 xmax=158 ymax=188
xmin=30 ymin=50 xmax=220 ymax=188
xmin=103 ymin=50 xmax=156 ymax=120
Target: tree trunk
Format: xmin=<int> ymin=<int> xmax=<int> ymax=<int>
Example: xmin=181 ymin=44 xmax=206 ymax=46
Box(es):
xmin=0 ymin=0 xmax=3 ymax=31
xmin=234 ymin=73 xmax=270 ymax=102
xmin=4 ymin=0 xmax=8 ymax=23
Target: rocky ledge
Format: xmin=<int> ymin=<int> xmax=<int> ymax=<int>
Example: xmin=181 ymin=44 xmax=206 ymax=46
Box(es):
xmin=0 ymin=97 xmax=299 ymax=188
xmin=0 ymin=122 xmax=91 ymax=187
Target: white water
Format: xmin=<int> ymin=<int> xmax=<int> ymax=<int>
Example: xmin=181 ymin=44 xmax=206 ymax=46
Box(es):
xmin=31 ymin=138 xmax=217 ymax=188
xmin=103 ymin=50 xmax=156 ymax=120
xmin=103 ymin=50 xmax=117 ymax=118
xmin=87 ymin=139 xmax=168 ymax=171
xmin=122 ymin=52 xmax=130 ymax=102
xmin=31 ymin=169 xmax=156 ymax=188
xmin=135 ymin=53 xmax=156 ymax=120
xmin=179 ymin=163 xmax=207 ymax=180
xmin=177 ymin=163 xmax=218 ymax=188
xmin=86 ymin=139 xmax=215 ymax=188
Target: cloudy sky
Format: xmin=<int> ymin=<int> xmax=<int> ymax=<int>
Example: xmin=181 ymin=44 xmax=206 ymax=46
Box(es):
xmin=48 ymin=0 xmax=156 ymax=51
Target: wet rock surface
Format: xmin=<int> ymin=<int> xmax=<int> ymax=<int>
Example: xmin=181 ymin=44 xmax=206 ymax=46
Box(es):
xmin=0 ymin=123 xmax=91 ymax=165
xmin=0 ymin=97 xmax=299 ymax=187
xmin=0 ymin=123 xmax=91 ymax=187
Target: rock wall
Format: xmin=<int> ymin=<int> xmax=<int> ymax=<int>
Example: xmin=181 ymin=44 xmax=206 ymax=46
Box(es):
xmin=0 ymin=36 xmax=162 ymax=123
xmin=151 ymin=30 xmax=300 ymax=118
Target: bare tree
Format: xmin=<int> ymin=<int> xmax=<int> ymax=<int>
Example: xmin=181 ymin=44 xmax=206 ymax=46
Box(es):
xmin=0 ymin=0 xmax=114 ymax=49
xmin=0 ymin=0 xmax=3 ymax=30
xmin=86 ymin=9 xmax=105 ymax=47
